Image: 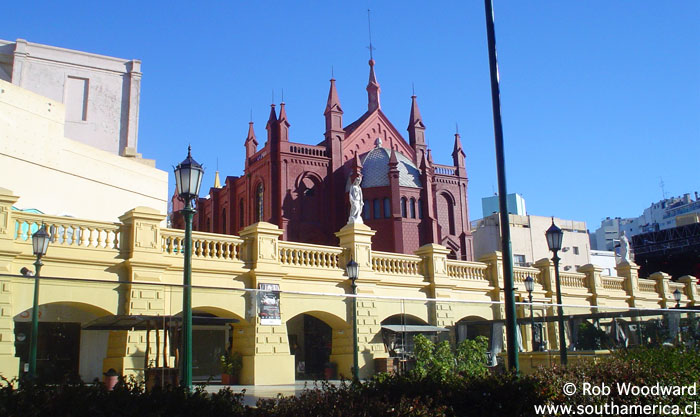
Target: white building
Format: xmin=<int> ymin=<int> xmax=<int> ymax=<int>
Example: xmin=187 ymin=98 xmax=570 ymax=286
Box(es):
xmin=481 ymin=193 xmax=526 ymax=218
xmin=591 ymin=193 xmax=700 ymax=251
xmin=0 ymin=38 xmax=167 ymax=220
xmin=472 ymin=213 xmax=591 ymax=272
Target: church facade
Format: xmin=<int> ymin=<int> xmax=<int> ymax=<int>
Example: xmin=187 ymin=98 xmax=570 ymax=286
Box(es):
xmin=173 ymin=60 xmax=473 ymax=260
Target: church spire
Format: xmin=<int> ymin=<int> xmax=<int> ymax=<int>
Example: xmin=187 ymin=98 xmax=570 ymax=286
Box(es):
xmin=452 ymin=131 xmax=466 ymax=176
xmin=366 ymin=59 xmax=381 ymax=112
xmin=325 ymin=78 xmax=342 ymax=115
xmin=245 ymin=121 xmax=258 ymax=165
xmin=407 ymin=94 xmax=426 ymax=163
xmin=277 ymin=102 xmax=290 ymax=142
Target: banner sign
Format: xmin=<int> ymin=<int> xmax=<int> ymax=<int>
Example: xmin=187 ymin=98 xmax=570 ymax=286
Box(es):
xmin=257 ymin=283 xmax=281 ymax=325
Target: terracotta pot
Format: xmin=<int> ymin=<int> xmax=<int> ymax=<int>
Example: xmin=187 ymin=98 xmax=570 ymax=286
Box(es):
xmin=221 ymin=374 xmax=231 ymax=385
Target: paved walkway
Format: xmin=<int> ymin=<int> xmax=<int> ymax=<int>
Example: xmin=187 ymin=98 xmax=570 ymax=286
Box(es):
xmin=203 ymin=380 xmax=344 ymax=407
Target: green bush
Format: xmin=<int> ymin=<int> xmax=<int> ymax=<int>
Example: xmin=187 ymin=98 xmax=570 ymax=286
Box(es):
xmin=0 ymin=346 xmax=696 ymax=417
xmin=411 ymin=334 xmax=488 ymax=382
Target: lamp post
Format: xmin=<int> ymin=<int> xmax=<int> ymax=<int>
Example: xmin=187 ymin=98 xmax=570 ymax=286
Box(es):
xmin=173 ymin=146 xmax=204 ymax=389
xmin=346 ymin=258 xmax=359 ymax=380
xmin=545 ymin=219 xmax=567 ymax=366
xmin=28 ymin=224 xmax=51 ymax=381
xmin=524 ymin=275 xmax=538 ymax=352
xmin=673 ymin=289 xmax=682 ymax=309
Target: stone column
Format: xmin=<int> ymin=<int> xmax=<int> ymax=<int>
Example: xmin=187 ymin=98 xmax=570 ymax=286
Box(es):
xmin=416 ymin=244 xmax=456 ymax=340
xmin=649 ymin=271 xmax=672 ymax=308
xmin=579 ymin=264 xmax=603 ymax=308
xmin=616 ymin=260 xmax=641 ymax=308
xmin=534 ymin=258 xmax=561 ymax=350
xmin=678 ymin=276 xmax=698 ymax=307
xmin=238 ymin=222 xmax=294 ymax=385
xmin=0 ymin=188 xmax=20 ymax=378
xmin=103 ymin=207 xmax=169 ymax=377
xmin=335 ymin=223 xmax=382 ymax=378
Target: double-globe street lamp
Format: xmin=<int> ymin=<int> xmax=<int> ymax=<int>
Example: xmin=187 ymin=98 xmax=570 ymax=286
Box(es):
xmin=173 ymin=146 xmax=204 ymax=389
xmin=346 ymin=258 xmax=359 ymax=380
xmin=28 ymin=224 xmax=51 ymax=381
xmin=545 ymin=219 xmax=567 ymax=366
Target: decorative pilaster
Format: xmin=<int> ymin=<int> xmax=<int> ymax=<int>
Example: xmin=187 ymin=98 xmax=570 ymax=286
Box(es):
xmin=415 ymin=243 xmax=455 ymax=330
xmin=649 ymin=271 xmax=672 ymax=308
xmin=0 ymin=188 xmax=20 ymax=378
xmin=616 ymin=260 xmax=641 ymax=307
xmin=335 ymin=222 xmax=380 ymax=378
xmin=579 ymin=264 xmax=603 ymax=307
xmin=678 ymin=275 xmax=698 ymax=306
xmin=238 ymin=222 xmax=293 ymax=385
xmin=104 ymin=207 xmax=169 ymax=376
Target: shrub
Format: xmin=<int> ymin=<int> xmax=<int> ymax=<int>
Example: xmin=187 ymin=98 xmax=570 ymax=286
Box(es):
xmin=411 ymin=334 xmax=488 ymax=382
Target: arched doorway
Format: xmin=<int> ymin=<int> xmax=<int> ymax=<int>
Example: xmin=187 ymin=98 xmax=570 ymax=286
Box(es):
xmin=455 ymin=316 xmax=491 ymax=344
xmin=189 ymin=308 xmax=241 ymax=382
xmin=286 ymin=314 xmax=333 ymax=380
xmin=14 ymin=302 xmax=111 ymax=383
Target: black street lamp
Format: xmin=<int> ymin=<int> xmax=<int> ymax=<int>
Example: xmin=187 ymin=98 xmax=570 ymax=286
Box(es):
xmin=673 ymin=289 xmax=682 ymax=309
xmin=174 ymin=146 xmax=204 ymax=389
xmin=545 ymin=218 xmax=567 ymax=366
xmin=524 ymin=275 xmax=539 ymax=351
xmin=28 ymin=224 xmax=51 ymax=381
xmin=346 ymin=258 xmax=359 ymax=380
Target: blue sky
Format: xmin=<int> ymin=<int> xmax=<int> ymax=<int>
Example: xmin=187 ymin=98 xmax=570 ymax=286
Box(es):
xmin=3 ymin=1 xmax=698 ymax=230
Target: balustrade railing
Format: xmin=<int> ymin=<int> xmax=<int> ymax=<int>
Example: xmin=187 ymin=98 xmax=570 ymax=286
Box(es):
xmin=601 ymin=276 xmax=625 ymax=291
xmin=14 ymin=212 xmax=120 ymax=250
xmin=513 ymin=266 xmax=541 ymax=285
xmin=638 ymin=279 xmax=657 ymax=293
xmin=279 ymin=241 xmax=342 ymax=269
xmin=560 ymin=272 xmax=588 ymax=289
xmin=372 ymin=251 xmax=422 ymax=276
xmin=445 ymin=260 xmax=489 ymax=281
xmin=161 ymin=229 xmax=242 ymax=261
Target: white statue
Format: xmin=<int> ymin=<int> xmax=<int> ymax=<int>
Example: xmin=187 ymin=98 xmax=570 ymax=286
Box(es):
xmin=347 ymin=174 xmax=364 ymax=225
xmin=618 ymin=231 xmax=631 ymax=263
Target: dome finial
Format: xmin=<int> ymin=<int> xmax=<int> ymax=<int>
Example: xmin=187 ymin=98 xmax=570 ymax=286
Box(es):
xmin=375 ymin=137 xmax=383 ymax=148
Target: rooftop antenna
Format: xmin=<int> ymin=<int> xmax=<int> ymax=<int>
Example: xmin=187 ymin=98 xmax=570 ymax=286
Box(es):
xmin=250 ymin=108 xmax=253 ymax=123
xmin=412 ymin=82 xmax=415 ymax=96
xmin=216 ymin=157 xmax=219 ymax=172
xmin=271 ymin=89 xmax=274 ymax=104
xmin=659 ymin=177 xmax=667 ymax=200
xmin=281 ymin=88 xmax=284 ymax=103
xmin=331 ymin=65 xmax=334 ymax=79
xmin=456 ymin=122 xmax=459 ymax=134
xmin=367 ymin=9 xmax=375 ymax=60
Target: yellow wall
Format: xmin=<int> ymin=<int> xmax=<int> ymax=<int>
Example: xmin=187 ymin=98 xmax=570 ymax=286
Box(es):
xmin=0 ymin=188 xmax=696 ymax=384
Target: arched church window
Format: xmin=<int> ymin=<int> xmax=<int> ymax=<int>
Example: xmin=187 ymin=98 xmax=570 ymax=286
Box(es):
xmin=383 ymin=198 xmax=391 ymax=218
xmin=255 ymin=183 xmax=264 ymax=222
xmin=409 ymin=198 xmax=416 ymax=219
xmin=363 ymin=199 xmax=370 ymax=220
xmin=373 ymin=199 xmax=381 ymax=219
xmin=239 ymin=198 xmax=244 ymax=230
xmin=418 ymin=198 xmax=423 ymax=219
xmin=401 ymin=197 xmax=407 ymax=218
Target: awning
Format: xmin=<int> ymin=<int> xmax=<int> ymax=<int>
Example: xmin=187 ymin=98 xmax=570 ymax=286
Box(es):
xmin=82 ymin=314 xmax=239 ymax=331
xmin=381 ymin=325 xmax=449 ymax=333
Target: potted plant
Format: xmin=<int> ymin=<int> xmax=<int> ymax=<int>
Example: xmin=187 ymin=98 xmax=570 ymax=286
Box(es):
xmin=220 ymin=351 xmax=242 ymax=385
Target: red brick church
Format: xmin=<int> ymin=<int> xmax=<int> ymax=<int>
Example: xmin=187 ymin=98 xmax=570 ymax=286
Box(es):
xmin=171 ymin=60 xmax=474 ymax=260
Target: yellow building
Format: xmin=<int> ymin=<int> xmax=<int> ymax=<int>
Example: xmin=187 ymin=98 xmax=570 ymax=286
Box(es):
xmin=0 ymin=187 xmax=697 ymax=385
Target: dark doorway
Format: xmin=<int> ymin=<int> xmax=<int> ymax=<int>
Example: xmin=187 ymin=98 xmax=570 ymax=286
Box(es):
xmin=286 ymin=314 xmax=332 ymax=380
xmin=14 ymin=322 xmax=80 ymax=383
